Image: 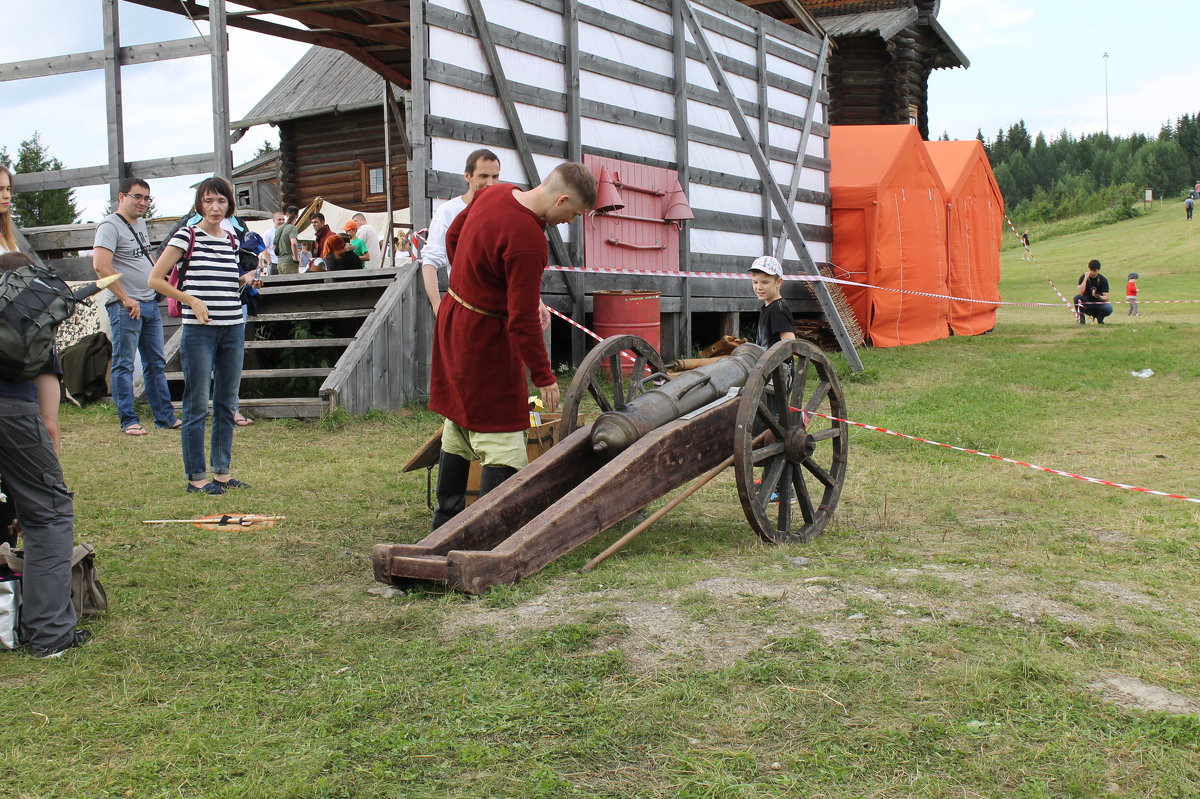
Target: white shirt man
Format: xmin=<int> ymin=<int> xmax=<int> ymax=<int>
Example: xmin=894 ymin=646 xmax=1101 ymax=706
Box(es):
xmin=259 ymin=211 xmax=285 ymax=274
xmin=351 ymin=213 xmax=382 ymax=268
xmin=420 ymin=149 xmax=501 ymax=315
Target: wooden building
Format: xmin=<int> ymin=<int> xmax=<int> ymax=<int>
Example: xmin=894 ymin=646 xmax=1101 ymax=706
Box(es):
xmin=232 ymin=50 xmax=408 ymax=213
xmin=227 ymin=0 xmax=863 ymax=369
xmin=802 ymin=0 xmax=967 ymax=139
xmin=230 ymin=148 xmax=282 ymax=213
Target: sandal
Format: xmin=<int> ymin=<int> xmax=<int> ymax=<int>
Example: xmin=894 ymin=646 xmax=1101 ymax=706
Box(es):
xmin=122 ymin=424 xmax=148 ymax=437
xmin=233 ymin=413 xmax=254 ymax=427
xmin=168 ymin=419 xmax=183 ymax=430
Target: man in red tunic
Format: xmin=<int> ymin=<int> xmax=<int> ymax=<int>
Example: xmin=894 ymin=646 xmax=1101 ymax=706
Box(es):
xmin=428 ymin=162 xmax=596 ymax=529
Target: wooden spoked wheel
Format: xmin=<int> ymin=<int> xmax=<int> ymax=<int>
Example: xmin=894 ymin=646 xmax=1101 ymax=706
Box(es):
xmin=559 ymin=334 xmax=665 ymax=438
xmin=734 ymin=339 xmax=848 ymax=544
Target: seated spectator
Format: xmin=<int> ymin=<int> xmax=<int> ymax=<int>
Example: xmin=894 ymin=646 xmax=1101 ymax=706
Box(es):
xmin=327 ymin=236 xmax=363 ymax=271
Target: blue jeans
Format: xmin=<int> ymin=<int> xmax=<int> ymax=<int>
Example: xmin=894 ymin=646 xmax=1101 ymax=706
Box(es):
xmin=179 ymin=323 xmax=245 ymax=481
xmin=1074 ymin=295 xmax=1113 ymax=322
xmin=107 ymin=300 xmax=178 ymax=430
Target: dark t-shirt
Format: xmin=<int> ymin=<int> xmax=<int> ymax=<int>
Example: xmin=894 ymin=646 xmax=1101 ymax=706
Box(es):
xmin=1077 ymin=273 xmax=1110 ymax=302
xmin=756 ymin=297 xmax=794 ymax=347
xmin=330 ymin=251 xmax=362 ymax=271
xmin=0 ymin=352 xmax=63 ymax=403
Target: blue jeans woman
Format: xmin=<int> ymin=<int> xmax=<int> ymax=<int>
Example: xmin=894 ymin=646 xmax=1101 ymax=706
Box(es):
xmin=148 ymin=177 xmax=260 ymax=495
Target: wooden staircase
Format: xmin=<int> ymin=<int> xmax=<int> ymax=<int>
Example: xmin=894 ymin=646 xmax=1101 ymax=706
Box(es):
xmin=159 ymin=263 xmax=429 ymax=419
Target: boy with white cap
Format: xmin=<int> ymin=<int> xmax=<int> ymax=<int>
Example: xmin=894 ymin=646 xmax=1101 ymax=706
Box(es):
xmin=748 ymin=255 xmax=796 ymax=348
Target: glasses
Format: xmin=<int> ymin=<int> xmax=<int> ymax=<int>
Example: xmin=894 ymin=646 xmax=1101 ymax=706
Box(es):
xmin=124 ymin=193 xmax=152 ymax=203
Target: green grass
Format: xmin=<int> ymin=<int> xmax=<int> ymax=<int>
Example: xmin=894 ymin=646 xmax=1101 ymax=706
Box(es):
xmin=3 ymin=202 xmax=1200 ymax=797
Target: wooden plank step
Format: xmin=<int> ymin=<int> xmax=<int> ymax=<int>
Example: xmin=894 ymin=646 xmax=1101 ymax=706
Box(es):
xmin=250 ymin=309 xmax=370 ymax=323
xmin=237 ymin=397 xmax=328 ymax=419
xmin=261 ymin=267 xmax=403 ymax=286
xmin=169 ymin=397 xmax=328 ymax=419
xmin=259 ymin=278 xmax=396 ymax=296
xmin=243 ymin=338 xmax=354 ymax=349
xmin=166 ymin=367 xmax=334 ymax=380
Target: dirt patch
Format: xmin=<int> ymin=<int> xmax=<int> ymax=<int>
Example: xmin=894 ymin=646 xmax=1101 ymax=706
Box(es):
xmin=1077 ymin=580 xmax=1166 ymax=612
xmin=439 ymin=564 xmax=1164 ymax=675
xmin=1088 ymin=675 xmax=1200 ymax=715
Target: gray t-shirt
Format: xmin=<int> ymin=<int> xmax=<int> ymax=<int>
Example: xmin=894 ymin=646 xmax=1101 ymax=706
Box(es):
xmin=93 ymin=212 xmax=156 ymax=303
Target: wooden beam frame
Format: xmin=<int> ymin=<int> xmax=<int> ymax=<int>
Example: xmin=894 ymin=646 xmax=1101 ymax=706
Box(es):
xmin=463 ymin=0 xmax=571 ymax=270
xmin=102 ymin=0 xmax=126 ymax=202
xmin=772 ymin=35 xmax=830 ymax=265
xmin=679 ymin=0 xmax=862 ymax=371
xmin=0 ymin=37 xmax=209 ymax=83
xmin=210 ymin=0 xmax=233 ymax=179
xmin=673 ymin=0 xmax=692 ymax=356
xmin=122 ymin=0 xmax=412 ymax=88
xmin=563 ymin=0 xmax=585 ymax=363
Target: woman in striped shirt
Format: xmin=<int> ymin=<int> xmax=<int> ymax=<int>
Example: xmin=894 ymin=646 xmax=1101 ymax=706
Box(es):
xmin=149 ymin=177 xmax=259 ymax=495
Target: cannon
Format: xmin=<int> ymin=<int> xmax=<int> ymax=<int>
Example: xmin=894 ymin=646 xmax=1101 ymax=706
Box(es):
xmin=373 ymin=336 xmax=848 ymax=594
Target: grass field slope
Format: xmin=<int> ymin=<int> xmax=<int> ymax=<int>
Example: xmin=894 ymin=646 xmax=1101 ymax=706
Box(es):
xmin=3 ymin=200 xmax=1198 ymax=798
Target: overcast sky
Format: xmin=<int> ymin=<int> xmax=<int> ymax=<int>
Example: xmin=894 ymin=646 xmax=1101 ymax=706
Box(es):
xmin=1 ymin=1 xmax=1196 ymax=222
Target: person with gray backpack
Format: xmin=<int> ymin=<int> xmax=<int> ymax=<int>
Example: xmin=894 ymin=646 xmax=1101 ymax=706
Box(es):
xmin=0 ymin=251 xmax=95 ymax=658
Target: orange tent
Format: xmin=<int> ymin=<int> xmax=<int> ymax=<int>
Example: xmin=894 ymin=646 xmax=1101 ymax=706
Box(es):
xmin=926 ymin=140 xmax=1004 ymax=336
xmin=830 ymin=125 xmax=950 ymax=348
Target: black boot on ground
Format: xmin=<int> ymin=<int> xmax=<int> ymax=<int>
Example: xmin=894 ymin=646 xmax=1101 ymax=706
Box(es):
xmin=478 ymin=465 xmax=518 ymax=498
xmin=432 ymin=451 xmax=472 ymax=530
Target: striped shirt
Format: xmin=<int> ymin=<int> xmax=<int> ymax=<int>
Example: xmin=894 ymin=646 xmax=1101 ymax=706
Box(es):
xmin=169 ymin=226 xmax=244 ymax=326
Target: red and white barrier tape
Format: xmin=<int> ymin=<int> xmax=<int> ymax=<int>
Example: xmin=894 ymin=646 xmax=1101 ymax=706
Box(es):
xmin=808 ymin=410 xmax=1200 ymax=505
xmin=545 ymin=265 xmax=1200 ymax=308
xmin=545 ymin=305 xmax=1195 ymax=502
xmin=548 ymin=306 xmax=646 ymax=368
xmin=1002 ymin=214 xmax=1078 ymax=317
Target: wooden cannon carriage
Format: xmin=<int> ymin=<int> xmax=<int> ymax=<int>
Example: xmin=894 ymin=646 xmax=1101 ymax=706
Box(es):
xmin=372 ymin=337 xmax=848 ymax=594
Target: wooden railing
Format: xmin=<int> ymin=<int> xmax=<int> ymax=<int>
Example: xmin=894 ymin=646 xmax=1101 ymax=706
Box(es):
xmin=319 ymin=261 xmax=430 ymax=414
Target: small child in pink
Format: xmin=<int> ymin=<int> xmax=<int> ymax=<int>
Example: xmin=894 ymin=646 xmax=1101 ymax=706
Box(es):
xmin=1126 ymin=272 xmax=1139 ymax=316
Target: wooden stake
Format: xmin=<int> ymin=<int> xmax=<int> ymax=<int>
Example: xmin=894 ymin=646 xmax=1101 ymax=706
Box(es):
xmin=579 ymin=428 xmax=770 ymax=573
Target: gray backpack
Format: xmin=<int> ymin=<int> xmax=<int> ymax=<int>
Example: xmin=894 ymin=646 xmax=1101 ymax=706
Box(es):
xmin=0 ymin=264 xmax=77 ymax=382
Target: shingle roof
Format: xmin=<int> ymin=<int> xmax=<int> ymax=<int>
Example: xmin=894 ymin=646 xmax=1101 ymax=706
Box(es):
xmin=232 ymin=47 xmax=406 ymax=129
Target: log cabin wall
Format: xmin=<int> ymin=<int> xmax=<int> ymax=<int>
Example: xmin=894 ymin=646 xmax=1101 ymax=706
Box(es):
xmin=277 ymin=108 xmax=409 ymax=213
xmin=825 ymin=26 xmax=934 ymax=139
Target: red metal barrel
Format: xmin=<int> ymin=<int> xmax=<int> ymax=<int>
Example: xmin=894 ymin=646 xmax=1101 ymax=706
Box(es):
xmin=593 ymin=290 xmax=661 ymax=375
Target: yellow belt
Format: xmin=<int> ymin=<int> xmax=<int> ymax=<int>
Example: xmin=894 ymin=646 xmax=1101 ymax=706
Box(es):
xmin=448 ymin=288 xmax=506 ymax=320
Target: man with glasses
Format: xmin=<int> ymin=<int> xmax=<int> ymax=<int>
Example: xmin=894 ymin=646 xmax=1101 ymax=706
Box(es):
xmin=92 ymin=178 xmax=180 ymax=436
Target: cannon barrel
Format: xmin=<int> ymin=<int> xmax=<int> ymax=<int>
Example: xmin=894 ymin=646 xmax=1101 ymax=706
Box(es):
xmin=591 ymin=342 xmax=764 ymax=459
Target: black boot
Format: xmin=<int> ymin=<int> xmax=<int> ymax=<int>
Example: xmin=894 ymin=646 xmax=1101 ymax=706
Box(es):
xmin=432 ymin=451 xmax=472 ymax=530
xmin=478 ymin=465 xmax=518 ymax=498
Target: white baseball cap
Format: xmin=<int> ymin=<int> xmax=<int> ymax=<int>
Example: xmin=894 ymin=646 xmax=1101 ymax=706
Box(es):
xmin=748 ymin=255 xmax=783 ymax=278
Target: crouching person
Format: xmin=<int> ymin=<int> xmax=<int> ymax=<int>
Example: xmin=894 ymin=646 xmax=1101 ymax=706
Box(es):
xmin=427 ymin=163 xmax=596 ymax=529
xmin=0 ymin=252 xmax=88 ymax=658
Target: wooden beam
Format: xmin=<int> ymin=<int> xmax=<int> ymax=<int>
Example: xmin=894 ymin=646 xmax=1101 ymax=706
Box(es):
xmin=12 ymin=152 xmax=217 ymax=193
xmin=679 ymin=0 xmax=862 ymax=372
xmin=756 ymin=15 xmax=771 ymax=256
xmin=673 ymin=0 xmax=692 ymax=356
xmin=383 ymin=78 xmax=395 ymax=277
xmin=0 ymin=38 xmax=209 ymax=83
xmin=384 ymin=81 xmax=412 ymax=162
xmin=563 ymin=0 xmax=585 ymax=364
xmin=222 ymin=0 xmax=411 ymax=46
xmin=102 ymin=0 xmax=125 ymax=203
xmin=228 ymin=0 xmax=410 ymax=18
xmin=772 ymin=35 xmax=830 ymax=265
xmin=210 ymin=0 xmax=233 ymax=180
xmin=463 ymin=0 xmax=571 ymax=269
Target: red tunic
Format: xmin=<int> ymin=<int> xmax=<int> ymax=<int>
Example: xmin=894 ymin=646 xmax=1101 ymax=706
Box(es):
xmin=428 ymin=184 xmax=555 ymax=432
